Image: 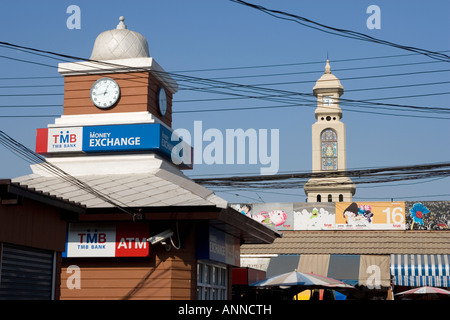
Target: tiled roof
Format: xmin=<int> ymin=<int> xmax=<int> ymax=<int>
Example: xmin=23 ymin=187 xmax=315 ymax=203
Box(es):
xmin=12 ymin=168 xmax=227 ymax=209
xmin=240 ymin=230 xmax=450 ymax=255
xmin=0 ymin=179 xmax=85 ymax=213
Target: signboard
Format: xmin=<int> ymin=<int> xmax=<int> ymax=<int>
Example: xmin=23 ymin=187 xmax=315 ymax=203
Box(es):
xmin=335 ymin=201 xmax=405 ymax=230
xmin=293 ymin=203 xmax=336 ymax=230
xmin=405 ymin=201 xmax=450 ymax=230
xmin=239 ymin=257 xmax=271 ymax=272
xmin=232 ymin=201 xmax=406 ymax=230
xmin=197 ymin=226 xmax=240 ymax=266
xmin=250 ymin=202 xmax=294 ymax=230
xmin=232 ymin=202 xmax=335 ymax=231
xmin=36 ymin=123 xmax=192 ymax=169
xmin=63 ymin=222 xmax=150 ymax=257
xmin=44 ymin=127 xmax=83 ymax=153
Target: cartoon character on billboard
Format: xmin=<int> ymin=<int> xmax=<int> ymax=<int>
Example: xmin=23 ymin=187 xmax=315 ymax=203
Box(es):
xmin=293 ymin=206 xmax=335 ymax=230
xmin=239 ymin=204 xmax=252 ymax=217
xmin=252 ymin=212 xmax=267 ymax=224
xmin=252 ymin=210 xmax=287 ymax=227
xmin=310 ymin=208 xmax=319 ymax=219
xmin=269 ymin=210 xmax=288 ymax=226
xmin=409 ymin=202 xmax=430 ymax=230
xmin=343 ymin=202 xmax=374 ymax=226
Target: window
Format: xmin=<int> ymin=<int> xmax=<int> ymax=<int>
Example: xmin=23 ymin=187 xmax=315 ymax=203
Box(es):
xmin=339 ymin=194 xmax=344 ymax=202
xmin=317 ymin=195 xmax=321 ymax=202
xmin=197 ymin=262 xmax=227 ymax=300
xmin=321 ymin=129 xmax=337 ymax=171
xmin=328 ymin=194 xmax=332 ymax=202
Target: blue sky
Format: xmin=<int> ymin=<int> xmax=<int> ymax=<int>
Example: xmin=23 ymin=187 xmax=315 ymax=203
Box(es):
xmin=0 ymin=0 xmax=449 ymax=203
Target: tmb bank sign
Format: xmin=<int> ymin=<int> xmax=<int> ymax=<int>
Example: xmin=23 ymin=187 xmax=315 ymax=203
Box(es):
xmin=63 ymin=222 xmax=150 ymax=258
xmin=36 ymin=123 xmax=192 ymax=169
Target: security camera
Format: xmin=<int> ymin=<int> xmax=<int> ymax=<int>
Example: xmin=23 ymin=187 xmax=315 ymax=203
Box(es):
xmin=147 ymin=229 xmax=174 ymax=246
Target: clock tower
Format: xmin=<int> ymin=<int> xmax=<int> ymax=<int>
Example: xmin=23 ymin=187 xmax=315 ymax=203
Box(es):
xmin=304 ymin=60 xmax=355 ymax=202
xmin=35 ymin=17 xmax=192 ymax=173
xmin=58 ymin=16 xmax=176 ymax=127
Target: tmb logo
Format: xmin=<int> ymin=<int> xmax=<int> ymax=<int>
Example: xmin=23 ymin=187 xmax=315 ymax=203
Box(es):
xmin=53 ymin=130 xmax=78 ymax=144
xmin=47 ymin=127 xmax=83 ymax=153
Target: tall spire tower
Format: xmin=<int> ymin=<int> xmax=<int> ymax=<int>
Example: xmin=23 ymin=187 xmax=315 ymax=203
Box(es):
xmin=304 ymin=60 xmax=355 ymax=202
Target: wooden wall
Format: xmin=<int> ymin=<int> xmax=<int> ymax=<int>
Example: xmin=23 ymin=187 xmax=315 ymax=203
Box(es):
xmin=62 ymin=72 xmax=173 ymax=127
xmin=0 ymin=197 xmax=67 ymax=252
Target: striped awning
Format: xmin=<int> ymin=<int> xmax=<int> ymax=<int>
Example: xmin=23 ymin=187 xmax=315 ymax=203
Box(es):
xmin=265 ymin=254 xmax=391 ymax=287
xmin=390 ymin=255 xmax=450 ymax=287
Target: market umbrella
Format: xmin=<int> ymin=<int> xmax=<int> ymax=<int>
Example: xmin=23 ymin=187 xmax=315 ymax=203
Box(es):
xmin=395 ymin=286 xmax=450 ymax=300
xmin=250 ymin=270 xmax=354 ymax=289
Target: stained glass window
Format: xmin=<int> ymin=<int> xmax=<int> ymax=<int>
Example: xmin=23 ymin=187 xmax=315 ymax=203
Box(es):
xmin=321 ymin=129 xmax=337 ymax=170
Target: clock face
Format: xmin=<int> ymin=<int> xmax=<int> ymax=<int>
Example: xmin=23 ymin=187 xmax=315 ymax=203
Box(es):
xmin=90 ymin=78 xmax=120 ymax=109
xmin=157 ymin=87 xmax=167 ymax=116
xmin=323 ymin=95 xmax=333 ymax=106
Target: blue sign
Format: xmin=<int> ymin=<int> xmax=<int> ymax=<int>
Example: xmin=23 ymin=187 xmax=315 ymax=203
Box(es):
xmin=197 ymin=226 xmax=240 ymax=266
xmin=84 ymin=124 xmax=162 ymax=153
xmin=36 ymin=123 xmax=192 ymax=169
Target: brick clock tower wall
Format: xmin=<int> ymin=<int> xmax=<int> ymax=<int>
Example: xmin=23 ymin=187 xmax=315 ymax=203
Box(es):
xmin=63 ymin=72 xmax=172 ymax=127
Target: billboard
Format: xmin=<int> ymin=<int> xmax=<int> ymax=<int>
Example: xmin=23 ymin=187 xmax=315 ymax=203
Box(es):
xmin=293 ymin=203 xmax=336 ymax=230
xmin=405 ymin=201 xmax=450 ymax=230
xmin=250 ymin=202 xmax=294 ymax=230
xmin=335 ymin=201 xmax=405 ymax=230
xmin=232 ymin=202 xmax=337 ymax=230
xmin=232 ymin=201 xmax=406 ymax=231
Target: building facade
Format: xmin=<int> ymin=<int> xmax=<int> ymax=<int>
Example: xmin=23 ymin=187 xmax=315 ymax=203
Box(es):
xmin=1 ymin=17 xmax=280 ymax=300
xmin=236 ymin=200 xmax=450 ymax=299
xmin=234 ymin=61 xmax=449 ymax=299
xmin=0 ymin=179 xmax=84 ymax=299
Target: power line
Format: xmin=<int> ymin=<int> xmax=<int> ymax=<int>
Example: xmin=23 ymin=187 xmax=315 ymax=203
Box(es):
xmin=210 ymin=174 xmax=450 ymax=202
xmin=176 ymin=69 xmax=450 ymax=94
xmin=228 ymin=0 xmax=450 ymax=63
xmin=0 ymin=42 xmax=448 ymax=120
xmin=169 ymin=51 xmax=450 ymax=74
xmin=1 ymin=42 xmax=448 ymax=101
xmin=0 ymin=44 xmax=448 ymax=199
xmin=192 ymin=161 xmax=450 ymax=190
xmin=187 ymin=60 xmax=445 ymax=81
xmin=173 ymin=102 xmax=450 ymax=120
xmin=2 ymin=50 xmax=448 ymax=82
xmin=0 ymin=130 xmax=140 ymax=219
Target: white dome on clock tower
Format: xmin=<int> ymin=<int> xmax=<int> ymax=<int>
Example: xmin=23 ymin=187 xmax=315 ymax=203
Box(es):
xmin=90 ymin=16 xmax=150 ymax=61
xmin=313 ymin=59 xmax=343 ymax=95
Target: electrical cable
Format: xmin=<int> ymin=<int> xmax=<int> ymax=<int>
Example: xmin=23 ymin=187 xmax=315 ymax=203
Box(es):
xmin=170 ymin=221 xmax=181 ymax=250
xmin=0 ymin=44 xmax=447 ymax=199
xmin=192 ymin=161 xmax=450 ymax=190
xmin=0 ymin=42 xmax=448 ymax=103
xmin=0 ymin=130 xmax=141 ymax=219
xmin=181 ymin=61 xmax=447 ymax=82
xmin=228 ymin=0 xmax=450 ymax=63
xmin=2 ymin=126 xmax=449 ymax=202
xmin=169 ymin=50 xmax=450 ymax=73
xmin=0 ymin=43 xmax=448 ymax=120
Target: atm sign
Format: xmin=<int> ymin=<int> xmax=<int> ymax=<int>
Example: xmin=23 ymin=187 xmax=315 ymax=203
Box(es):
xmin=63 ymin=222 xmax=150 ymax=258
